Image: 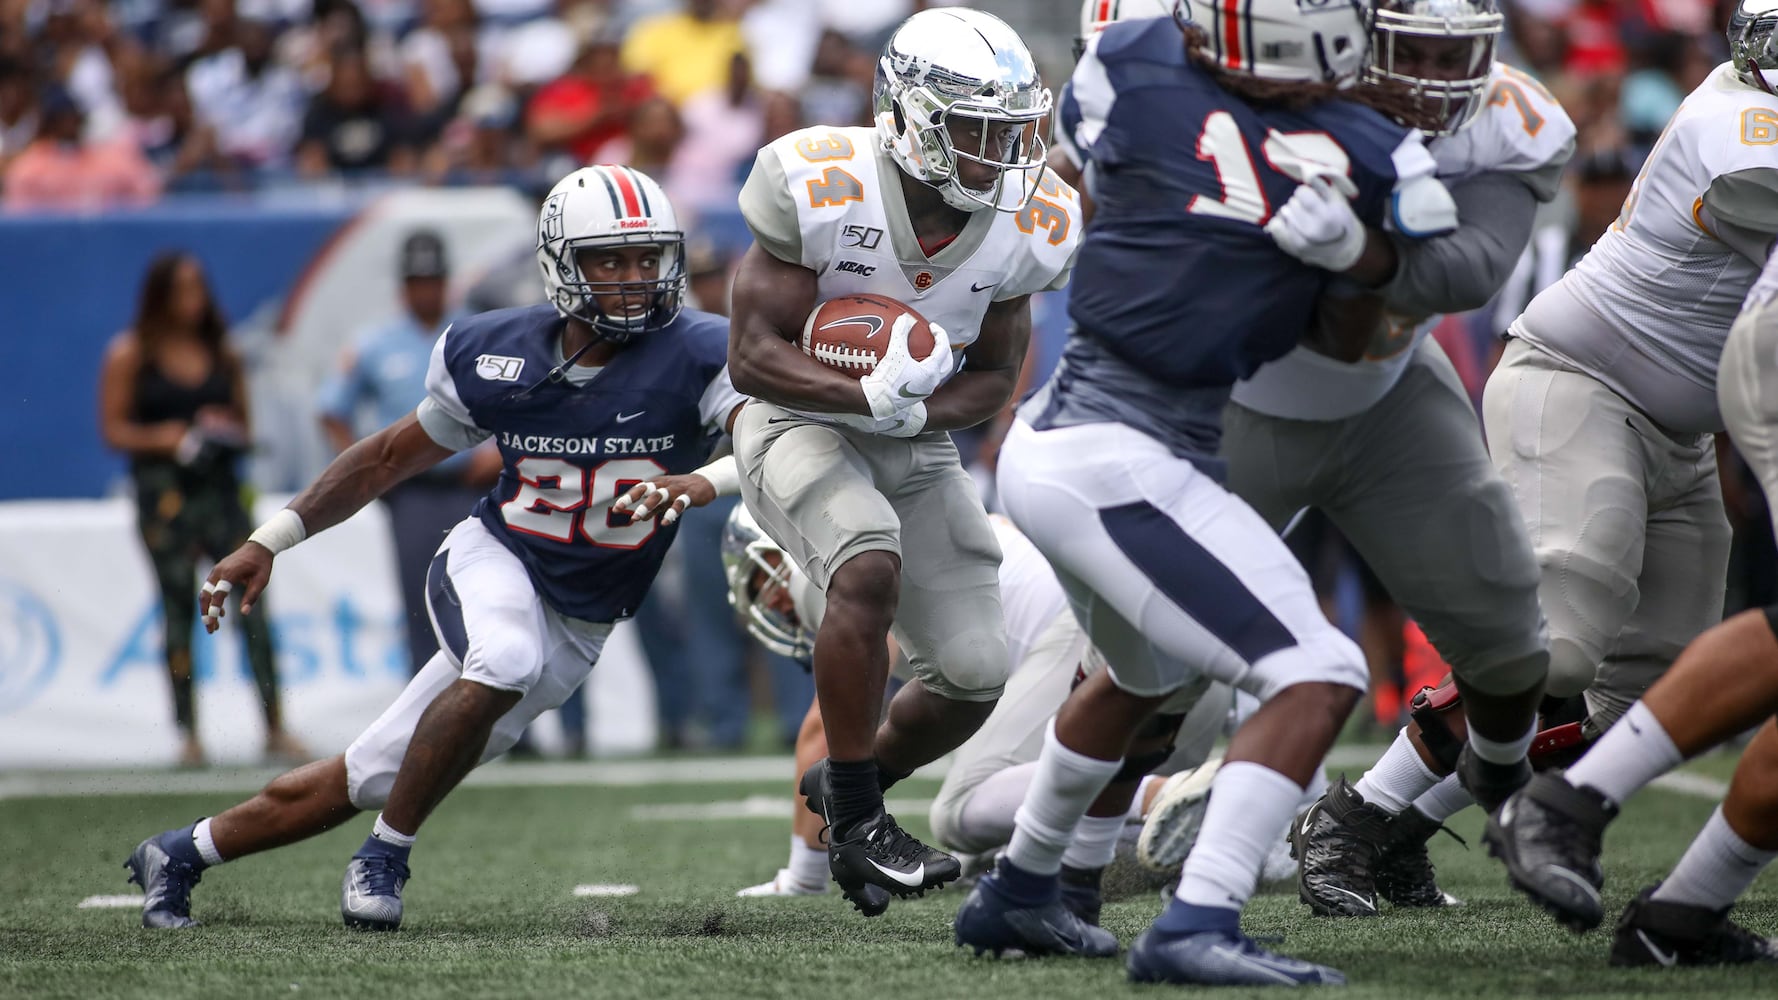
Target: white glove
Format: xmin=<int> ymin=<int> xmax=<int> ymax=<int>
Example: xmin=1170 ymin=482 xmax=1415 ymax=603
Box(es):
xmin=828 ymin=401 xmax=928 ymax=438
xmin=1264 ymin=173 xmax=1367 ymax=273
xmin=859 ymin=315 xmax=955 ymax=419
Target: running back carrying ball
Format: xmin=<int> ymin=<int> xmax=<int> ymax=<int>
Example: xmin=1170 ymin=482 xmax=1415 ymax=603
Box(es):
xmin=800 ymin=294 xmax=938 ymax=378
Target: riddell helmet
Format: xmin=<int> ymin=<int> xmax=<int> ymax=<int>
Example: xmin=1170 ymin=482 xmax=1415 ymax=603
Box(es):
xmin=536 ymin=165 xmax=685 ymax=342
xmin=1730 ymin=0 xmax=1778 ymax=94
xmin=873 ymin=8 xmax=1052 ymax=213
xmin=721 ymin=503 xmax=818 ymax=664
xmin=1181 ymin=0 xmax=1371 ymax=87
xmin=1075 ymin=0 xmax=1178 ymax=58
xmin=1368 ymin=0 xmax=1502 ymax=135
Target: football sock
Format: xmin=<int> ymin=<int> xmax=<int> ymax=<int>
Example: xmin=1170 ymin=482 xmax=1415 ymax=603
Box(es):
xmin=1175 ymin=761 xmax=1300 ymax=912
xmin=361 ymin=815 xmax=416 ymax=859
xmin=1564 ymin=702 xmax=1681 ymax=806
xmin=192 ymin=817 xmax=225 ymax=867
xmin=1652 ymin=807 xmax=1777 ymax=910
xmin=875 ymin=762 xmax=912 ymax=794
xmin=990 ymin=855 xmax=1061 ymax=908
xmin=1411 ymin=774 xmax=1473 ymax=824
xmin=1132 ymin=774 xmax=1162 ymax=819
xmin=1061 ymin=813 xmax=1127 ymax=871
xmin=1152 ymin=897 xmax=1240 ymax=936
xmin=1302 ymin=766 xmax=1329 ymax=807
xmin=1005 ymin=721 xmax=1121 ymax=877
xmin=1353 ymin=729 xmax=1439 ymax=815
xmin=826 ymin=758 xmax=881 ymax=831
xmin=162 ymin=821 xmax=210 ymax=871
xmin=787 ymin=835 xmax=828 ymax=890
xmin=1467 ymin=722 xmax=1535 ymax=766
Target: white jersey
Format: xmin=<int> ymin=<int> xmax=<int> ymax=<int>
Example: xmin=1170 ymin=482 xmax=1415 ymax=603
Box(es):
xmin=1513 ymin=63 xmax=1778 ymax=433
xmin=739 ymin=125 xmax=1081 ymax=365
xmin=1232 ymin=64 xmax=1574 ymax=421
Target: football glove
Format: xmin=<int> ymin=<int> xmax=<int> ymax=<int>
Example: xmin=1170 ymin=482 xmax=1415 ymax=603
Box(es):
xmin=1265 ymin=174 xmax=1367 ymax=273
xmin=859 ymin=315 xmax=954 ymax=419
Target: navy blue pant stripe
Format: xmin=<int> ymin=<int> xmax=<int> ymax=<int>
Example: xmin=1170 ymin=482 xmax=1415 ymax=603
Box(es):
xmin=1098 ymin=501 xmax=1296 ymax=664
xmin=426 ymin=549 xmax=470 ymax=666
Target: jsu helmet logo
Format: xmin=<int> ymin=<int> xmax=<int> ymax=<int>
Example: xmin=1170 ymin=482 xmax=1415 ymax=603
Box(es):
xmin=476 ymin=354 xmax=526 ymax=381
xmin=0 ymin=580 xmax=59 ymax=716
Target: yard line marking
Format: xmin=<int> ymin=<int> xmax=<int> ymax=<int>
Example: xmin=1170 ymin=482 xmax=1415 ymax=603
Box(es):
xmin=78 ymin=895 xmax=143 ymax=909
xmin=630 ymin=796 xmax=934 ymax=822
xmin=1651 ymin=772 xmax=1728 ymax=799
xmin=573 ymin=884 xmax=639 ymax=897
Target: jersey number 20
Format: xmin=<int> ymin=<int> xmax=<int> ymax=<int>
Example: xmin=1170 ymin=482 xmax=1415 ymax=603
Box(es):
xmin=1187 ymin=111 xmax=1349 ymax=225
xmin=501 ymin=457 xmax=666 ymax=549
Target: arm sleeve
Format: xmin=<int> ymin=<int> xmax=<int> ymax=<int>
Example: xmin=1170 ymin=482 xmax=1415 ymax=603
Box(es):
xmin=1380 ymin=171 xmax=1540 ymax=316
xmin=737 ymin=147 xmax=804 ymax=265
xmin=1703 ymin=167 xmax=1778 ymax=265
xmin=415 ymin=328 xmax=494 ymax=452
xmin=698 ymin=366 xmax=748 ymax=435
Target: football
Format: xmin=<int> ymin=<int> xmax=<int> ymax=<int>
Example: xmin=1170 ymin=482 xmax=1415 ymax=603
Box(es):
xmin=799 ymin=294 xmax=938 ymax=378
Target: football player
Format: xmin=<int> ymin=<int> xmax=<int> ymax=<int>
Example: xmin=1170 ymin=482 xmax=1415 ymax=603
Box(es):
xmin=723 ymin=503 xmax=1233 ymax=924
xmin=954 ymin=5 xmax=1459 ymax=985
xmin=1477 ymin=0 xmax=1778 ymax=787
xmin=1196 ymin=0 xmax=1577 ymax=919
xmin=1481 ymin=154 xmax=1778 ymax=964
xmin=726 ymin=9 xmax=1080 ymax=916
xmin=124 ymin=166 xmax=748 ymax=931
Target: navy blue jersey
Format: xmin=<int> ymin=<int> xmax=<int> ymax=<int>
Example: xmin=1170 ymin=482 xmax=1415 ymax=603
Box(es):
xmin=421 ymin=304 xmax=741 ymax=622
xmin=1067 ymin=18 xmax=1424 ymax=387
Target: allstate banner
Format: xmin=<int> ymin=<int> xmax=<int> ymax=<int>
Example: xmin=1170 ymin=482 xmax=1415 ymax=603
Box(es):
xmin=0 ymin=498 xmax=655 ymax=768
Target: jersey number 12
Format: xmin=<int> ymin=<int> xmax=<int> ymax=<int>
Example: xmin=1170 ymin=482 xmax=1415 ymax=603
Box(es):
xmin=1187 ymin=111 xmax=1349 ymax=225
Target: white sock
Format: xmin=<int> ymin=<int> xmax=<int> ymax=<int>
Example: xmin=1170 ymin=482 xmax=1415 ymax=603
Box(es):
xmin=1411 ymin=774 xmax=1473 ymax=823
xmin=787 ymin=835 xmax=827 ymax=889
xmin=1652 ymin=807 xmax=1778 ymax=910
xmin=1175 ymin=761 xmax=1302 ymax=911
xmin=1352 ymin=729 xmax=1439 ymax=814
xmin=1062 ymin=814 xmax=1127 ymax=870
xmin=1006 ymin=721 xmax=1122 ymax=876
xmin=1302 ymin=766 xmax=1329 ymax=807
xmin=1468 ymin=722 xmax=1535 ymax=765
xmin=1564 ymin=702 xmax=1683 ymax=806
xmin=1131 ymin=774 xmax=1161 ymax=820
xmin=373 ymin=814 xmax=417 ymax=848
xmin=192 ymin=817 xmax=225 ymax=866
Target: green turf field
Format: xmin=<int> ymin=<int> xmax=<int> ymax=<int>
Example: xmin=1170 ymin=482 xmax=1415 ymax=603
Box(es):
xmin=4 ymin=754 xmax=1774 ymax=1000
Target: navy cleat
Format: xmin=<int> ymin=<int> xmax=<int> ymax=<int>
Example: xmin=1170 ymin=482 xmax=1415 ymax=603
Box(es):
xmin=341 ymin=850 xmax=411 ymax=931
xmin=953 ymin=859 xmax=1118 ymax=959
xmin=1127 ymin=925 xmax=1348 ymax=987
xmin=1059 ymin=864 xmax=1105 ymax=926
xmin=125 ymin=830 xmax=204 ymax=929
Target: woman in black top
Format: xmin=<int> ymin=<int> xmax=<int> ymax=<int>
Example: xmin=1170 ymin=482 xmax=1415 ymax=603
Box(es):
xmin=98 ymin=252 xmax=307 ymax=767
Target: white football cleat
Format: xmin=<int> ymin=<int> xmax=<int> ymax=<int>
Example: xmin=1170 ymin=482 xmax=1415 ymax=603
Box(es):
xmin=736 ymin=869 xmax=828 ymax=898
xmin=1137 ymin=758 xmax=1223 ymax=872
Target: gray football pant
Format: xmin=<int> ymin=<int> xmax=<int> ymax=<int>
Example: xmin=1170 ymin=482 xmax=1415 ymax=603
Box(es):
xmin=1483 ymin=338 xmax=1729 ymax=728
xmin=1723 ymin=298 xmax=1778 ymax=541
xmin=1223 ymin=337 xmax=1548 ymax=699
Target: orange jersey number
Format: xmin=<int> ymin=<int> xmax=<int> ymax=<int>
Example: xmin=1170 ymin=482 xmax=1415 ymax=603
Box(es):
xmin=807 ymin=167 xmax=865 ymax=208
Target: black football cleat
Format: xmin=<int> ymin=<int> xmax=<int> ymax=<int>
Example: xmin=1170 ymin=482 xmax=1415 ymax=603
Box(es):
xmin=800 ymin=759 xmax=955 ymax=916
xmin=1457 ymin=746 xmax=1532 ymax=815
xmin=1484 ymin=772 xmax=1617 ymax=931
xmin=1609 ymin=885 xmax=1778 ymax=967
xmin=1290 ymin=777 xmax=1391 ymax=917
xmin=1374 ymin=807 xmax=1464 ymax=908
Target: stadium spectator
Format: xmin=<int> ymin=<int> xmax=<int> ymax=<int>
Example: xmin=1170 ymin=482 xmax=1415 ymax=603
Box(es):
xmin=184 ymin=18 xmax=306 ymax=169
xmin=592 ymin=95 xmax=683 ymax=198
xmin=296 ymin=45 xmax=416 ymax=175
xmin=423 ymin=82 xmax=537 ymax=185
xmin=399 ymin=0 xmax=482 ymax=120
xmin=3 ymin=84 xmax=159 ymax=209
xmin=671 ymin=51 xmax=763 ymax=216
xmin=122 ymin=58 xmax=232 ymax=191
xmin=315 ymin=230 xmax=498 ymax=676
xmin=618 ymin=0 xmax=743 ymax=107
xmin=524 ymin=28 xmax=650 ymax=164
xmin=97 ymin=251 xmax=308 ymax=767
xmin=0 ymin=58 xmax=37 ymax=174
xmin=489 ymin=0 xmax=608 ymax=92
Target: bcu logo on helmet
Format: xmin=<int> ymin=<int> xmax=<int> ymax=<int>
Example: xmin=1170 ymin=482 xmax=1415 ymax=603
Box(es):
xmin=0 ymin=579 xmax=60 ymax=716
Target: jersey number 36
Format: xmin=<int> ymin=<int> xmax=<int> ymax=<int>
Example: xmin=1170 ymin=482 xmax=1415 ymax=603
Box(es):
xmin=501 ymin=457 xmax=666 ymax=549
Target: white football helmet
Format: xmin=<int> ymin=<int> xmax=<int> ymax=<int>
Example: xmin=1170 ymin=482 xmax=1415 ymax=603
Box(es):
xmin=1075 ymin=0 xmax=1179 ymax=58
xmin=1368 ymin=0 xmax=1502 ymax=135
xmin=536 ymin=164 xmax=685 ymax=342
xmin=1181 ymin=0 xmax=1371 ymax=87
xmin=874 ymin=8 xmax=1052 ymax=213
xmin=721 ymin=503 xmax=819 ymax=664
xmin=1731 ymin=0 xmax=1778 ymax=94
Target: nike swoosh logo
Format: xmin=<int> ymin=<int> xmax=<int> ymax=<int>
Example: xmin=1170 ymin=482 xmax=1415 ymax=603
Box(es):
xmin=343 ymin=880 xmax=378 ymax=914
xmin=971 ymin=282 xmax=997 ymax=293
xmin=1635 ymin=930 xmax=1678 ymax=967
xmin=897 ymin=385 xmax=926 ymax=399
xmin=615 ymin=411 xmax=645 ymax=423
xmin=818 ymin=315 xmax=886 ymax=339
xmin=865 ymin=858 xmax=924 ymax=887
